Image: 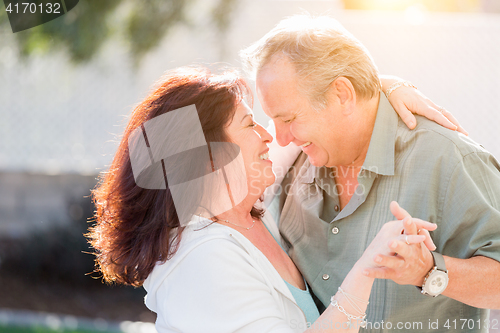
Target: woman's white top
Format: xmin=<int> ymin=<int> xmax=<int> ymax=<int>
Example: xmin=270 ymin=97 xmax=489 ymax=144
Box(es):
xmin=143 ymin=213 xmax=308 ymax=333
xmin=143 ymin=122 xmax=307 ymax=332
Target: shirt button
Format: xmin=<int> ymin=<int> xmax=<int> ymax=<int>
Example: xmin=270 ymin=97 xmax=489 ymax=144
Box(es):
xmin=332 ymin=227 xmax=339 ymax=235
xmin=334 ymin=205 xmax=339 ymax=212
xmin=322 ymin=274 xmax=330 ymax=280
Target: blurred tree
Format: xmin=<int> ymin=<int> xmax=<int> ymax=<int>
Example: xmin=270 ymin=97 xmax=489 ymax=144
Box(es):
xmin=0 ymin=0 xmax=239 ymax=65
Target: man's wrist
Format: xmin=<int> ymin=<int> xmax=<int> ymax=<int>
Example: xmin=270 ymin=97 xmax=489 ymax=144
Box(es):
xmin=416 ymin=250 xmax=435 ymax=287
xmin=418 ymin=252 xmax=449 ymax=297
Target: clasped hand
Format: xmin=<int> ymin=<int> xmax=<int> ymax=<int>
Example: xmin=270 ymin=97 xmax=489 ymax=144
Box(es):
xmin=361 ymin=201 xmax=436 ymax=286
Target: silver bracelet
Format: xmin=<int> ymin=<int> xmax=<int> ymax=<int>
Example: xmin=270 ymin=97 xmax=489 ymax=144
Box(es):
xmin=330 ymin=296 xmax=367 ymax=328
xmin=338 ymin=287 xmax=368 ymax=315
xmin=385 ymin=81 xmax=417 ymax=99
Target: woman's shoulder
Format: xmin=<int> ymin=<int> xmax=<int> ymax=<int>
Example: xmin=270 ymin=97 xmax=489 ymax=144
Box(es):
xmin=145 ymin=221 xmax=253 ymax=284
xmin=143 ymin=221 xmax=273 ymax=314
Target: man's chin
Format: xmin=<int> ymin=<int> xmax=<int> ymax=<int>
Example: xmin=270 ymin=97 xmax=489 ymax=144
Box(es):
xmin=307 ymin=155 xmax=328 ymax=168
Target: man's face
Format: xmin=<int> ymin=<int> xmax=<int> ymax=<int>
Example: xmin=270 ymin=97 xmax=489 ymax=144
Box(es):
xmin=256 ymin=57 xmax=345 ymax=168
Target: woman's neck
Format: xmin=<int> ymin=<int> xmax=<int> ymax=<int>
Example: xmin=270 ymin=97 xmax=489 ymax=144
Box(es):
xmin=212 ymin=193 xmax=260 ymax=227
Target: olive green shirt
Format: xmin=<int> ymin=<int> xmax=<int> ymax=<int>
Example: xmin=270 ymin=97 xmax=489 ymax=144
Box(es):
xmin=278 ymin=94 xmax=500 ymax=332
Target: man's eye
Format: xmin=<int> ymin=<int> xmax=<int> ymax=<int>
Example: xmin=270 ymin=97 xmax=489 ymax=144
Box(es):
xmin=283 ymin=119 xmax=293 ymax=124
xmin=248 ymin=122 xmax=257 ymax=128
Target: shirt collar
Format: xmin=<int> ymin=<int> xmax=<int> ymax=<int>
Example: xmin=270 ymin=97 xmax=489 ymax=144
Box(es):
xmin=298 ymin=158 xmax=316 ymax=184
xmin=361 ymin=93 xmax=397 ymax=176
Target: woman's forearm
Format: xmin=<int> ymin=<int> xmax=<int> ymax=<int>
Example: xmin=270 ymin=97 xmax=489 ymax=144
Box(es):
xmin=304 ymin=219 xmax=432 ymax=332
xmin=305 ymin=261 xmax=374 ymax=333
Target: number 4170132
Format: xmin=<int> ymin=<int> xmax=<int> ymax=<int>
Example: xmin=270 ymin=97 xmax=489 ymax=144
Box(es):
xmin=444 ymin=318 xmax=498 ymax=330
xmin=6 ymin=2 xmax=61 ymax=14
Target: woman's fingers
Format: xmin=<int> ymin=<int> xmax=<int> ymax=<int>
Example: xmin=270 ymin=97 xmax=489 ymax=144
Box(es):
xmin=389 ymin=85 xmax=468 ymax=136
xmin=373 ymin=235 xmax=425 ymax=265
xmin=439 ymin=107 xmax=469 ymax=136
xmin=373 ymin=253 xmax=405 ymax=268
xmin=390 ymin=201 xmax=411 ymax=221
xmin=417 ymin=102 xmax=469 ymax=136
xmin=393 ymin=234 xmax=426 ymax=247
xmin=394 ymin=102 xmax=417 ymax=129
xmin=411 ymin=218 xmax=438 ymax=232
xmin=426 ymin=105 xmax=458 ymax=132
xmin=363 ymin=266 xmax=391 ymax=279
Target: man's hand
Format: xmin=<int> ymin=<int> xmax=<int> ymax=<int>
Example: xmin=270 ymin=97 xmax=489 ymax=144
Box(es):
xmin=363 ymin=202 xmax=436 ymax=286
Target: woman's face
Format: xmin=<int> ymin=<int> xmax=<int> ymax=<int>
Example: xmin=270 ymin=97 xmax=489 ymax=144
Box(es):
xmin=224 ymin=101 xmax=275 ymax=197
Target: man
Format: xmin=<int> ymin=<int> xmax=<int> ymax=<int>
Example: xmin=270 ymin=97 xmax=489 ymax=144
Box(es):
xmin=241 ymin=15 xmax=500 ymax=332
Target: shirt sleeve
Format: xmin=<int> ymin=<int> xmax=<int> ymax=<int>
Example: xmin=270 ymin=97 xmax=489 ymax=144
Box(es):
xmin=437 ymin=150 xmax=500 ymax=262
xmin=153 ymin=238 xmax=298 ymax=333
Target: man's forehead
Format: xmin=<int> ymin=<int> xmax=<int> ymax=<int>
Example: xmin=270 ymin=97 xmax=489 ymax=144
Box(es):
xmin=262 ymin=102 xmax=301 ymax=120
xmin=256 ymin=55 xmax=308 ymax=121
xmin=257 ymin=56 xmax=296 ymax=83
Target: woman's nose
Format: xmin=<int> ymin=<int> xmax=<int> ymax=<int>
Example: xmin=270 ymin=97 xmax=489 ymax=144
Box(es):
xmin=257 ymin=124 xmax=273 ymax=143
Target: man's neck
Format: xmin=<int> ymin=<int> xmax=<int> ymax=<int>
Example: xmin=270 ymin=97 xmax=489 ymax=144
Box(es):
xmin=334 ymin=93 xmax=380 ymax=209
xmin=340 ymin=93 xmax=380 ymax=170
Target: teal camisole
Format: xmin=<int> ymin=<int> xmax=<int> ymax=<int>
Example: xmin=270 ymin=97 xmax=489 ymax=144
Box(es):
xmin=263 ymin=222 xmax=320 ymax=324
xmin=283 ymin=279 xmax=320 ymax=324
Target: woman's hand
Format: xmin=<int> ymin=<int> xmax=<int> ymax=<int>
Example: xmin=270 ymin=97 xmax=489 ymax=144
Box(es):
xmin=380 ymin=75 xmax=468 ymax=136
xmin=359 ymin=216 xmax=437 ymax=271
xmin=360 ymin=201 xmax=439 ymax=286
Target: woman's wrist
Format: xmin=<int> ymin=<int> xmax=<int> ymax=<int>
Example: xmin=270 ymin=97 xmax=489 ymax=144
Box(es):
xmin=380 ymin=74 xmax=403 ymax=91
xmin=341 ymin=259 xmax=376 ymax=294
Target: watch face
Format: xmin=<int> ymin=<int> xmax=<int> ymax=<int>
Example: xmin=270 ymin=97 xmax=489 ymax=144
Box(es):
xmin=426 ymin=270 xmax=449 ymax=296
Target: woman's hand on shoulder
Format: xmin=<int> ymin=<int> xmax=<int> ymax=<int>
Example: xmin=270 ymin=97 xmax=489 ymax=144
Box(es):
xmin=380 ymin=75 xmax=468 ymax=135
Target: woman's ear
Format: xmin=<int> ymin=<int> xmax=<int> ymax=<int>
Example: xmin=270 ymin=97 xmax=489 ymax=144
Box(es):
xmin=330 ymin=77 xmax=356 ymax=115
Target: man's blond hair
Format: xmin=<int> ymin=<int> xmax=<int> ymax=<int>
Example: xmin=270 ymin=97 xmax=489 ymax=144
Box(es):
xmin=240 ymin=15 xmax=381 ymax=110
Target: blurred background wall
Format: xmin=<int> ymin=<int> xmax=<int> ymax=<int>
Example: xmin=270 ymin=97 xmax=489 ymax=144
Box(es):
xmin=0 ymin=0 xmax=499 ymax=331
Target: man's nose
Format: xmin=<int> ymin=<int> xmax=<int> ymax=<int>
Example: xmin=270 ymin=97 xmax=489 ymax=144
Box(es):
xmin=275 ymin=123 xmax=294 ymax=147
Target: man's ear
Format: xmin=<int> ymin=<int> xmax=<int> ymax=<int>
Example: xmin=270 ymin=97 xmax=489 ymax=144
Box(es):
xmin=329 ymin=77 xmax=356 ymax=115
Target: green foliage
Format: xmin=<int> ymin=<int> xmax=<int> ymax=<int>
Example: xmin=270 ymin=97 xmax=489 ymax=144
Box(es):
xmin=125 ymin=0 xmax=187 ymax=64
xmin=0 ymin=0 xmax=238 ymax=64
xmin=212 ymin=0 xmax=238 ymax=32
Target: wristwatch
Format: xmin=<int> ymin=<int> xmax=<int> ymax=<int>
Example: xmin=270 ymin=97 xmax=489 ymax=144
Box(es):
xmin=418 ymin=252 xmax=449 ymax=297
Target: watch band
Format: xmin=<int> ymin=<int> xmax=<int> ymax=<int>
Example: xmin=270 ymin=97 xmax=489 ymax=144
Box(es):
xmin=431 ymin=251 xmax=447 ymax=272
xmin=417 ymin=252 xmax=448 ymax=295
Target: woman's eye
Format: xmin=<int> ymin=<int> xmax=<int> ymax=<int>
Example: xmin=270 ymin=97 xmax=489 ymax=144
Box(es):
xmin=248 ymin=122 xmax=257 ymax=128
xmin=283 ymin=119 xmax=292 ymax=124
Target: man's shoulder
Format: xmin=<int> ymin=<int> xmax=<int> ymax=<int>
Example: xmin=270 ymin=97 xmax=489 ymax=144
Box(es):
xmin=396 ymin=115 xmax=490 ymax=161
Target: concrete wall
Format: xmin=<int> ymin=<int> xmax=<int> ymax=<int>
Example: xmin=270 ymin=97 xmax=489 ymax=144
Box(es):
xmin=0 ymin=172 xmax=96 ymax=238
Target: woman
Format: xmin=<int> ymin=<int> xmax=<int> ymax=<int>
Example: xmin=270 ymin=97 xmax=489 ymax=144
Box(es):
xmin=88 ymin=66 xmax=453 ymax=332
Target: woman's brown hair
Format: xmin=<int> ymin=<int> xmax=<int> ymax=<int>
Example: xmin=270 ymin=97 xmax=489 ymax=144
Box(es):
xmin=87 ymin=66 xmax=262 ymax=287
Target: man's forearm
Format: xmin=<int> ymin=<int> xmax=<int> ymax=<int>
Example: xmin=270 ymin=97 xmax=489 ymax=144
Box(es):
xmin=442 ymin=255 xmax=500 ymax=309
